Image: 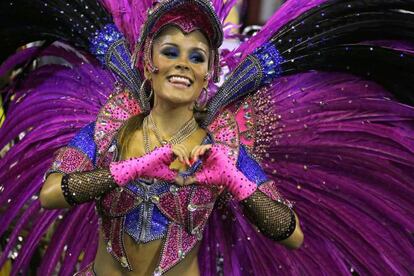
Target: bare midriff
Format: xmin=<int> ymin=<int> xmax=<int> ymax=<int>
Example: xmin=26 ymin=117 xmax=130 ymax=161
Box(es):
xmin=93 ymin=231 xmax=200 ymax=276
xmin=93 ymin=126 xmax=206 ymax=275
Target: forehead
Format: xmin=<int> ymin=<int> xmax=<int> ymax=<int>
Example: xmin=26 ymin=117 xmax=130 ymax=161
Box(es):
xmin=153 ymin=26 xmax=210 ymax=50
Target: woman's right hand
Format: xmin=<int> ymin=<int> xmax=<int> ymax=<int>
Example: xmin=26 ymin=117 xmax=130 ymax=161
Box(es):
xmin=110 ymin=144 xmax=177 ymax=186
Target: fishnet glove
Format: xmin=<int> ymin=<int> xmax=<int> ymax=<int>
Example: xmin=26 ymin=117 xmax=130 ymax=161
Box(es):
xmin=242 ymin=190 xmax=296 ymax=241
xmin=61 ymin=169 xmax=117 ymax=206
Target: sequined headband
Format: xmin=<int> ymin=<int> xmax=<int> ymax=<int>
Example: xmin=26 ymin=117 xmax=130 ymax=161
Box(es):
xmin=133 ymin=0 xmax=223 ymax=82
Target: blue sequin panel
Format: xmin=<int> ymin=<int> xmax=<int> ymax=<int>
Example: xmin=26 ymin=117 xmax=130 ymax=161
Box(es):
xmin=124 ymin=180 xmax=170 ymax=243
xmin=227 ymin=57 xmax=262 ymax=103
xmin=109 ymin=41 xmax=134 ymax=70
xmin=89 ymin=24 xmax=124 ymax=65
xmin=251 ymin=42 xmax=284 ymax=86
xmin=151 ymin=206 xmax=170 ymax=234
xmin=68 ymin=122 xmax=97 ymax=164
xmin=236 ymin=145 xmax=268 ymax=186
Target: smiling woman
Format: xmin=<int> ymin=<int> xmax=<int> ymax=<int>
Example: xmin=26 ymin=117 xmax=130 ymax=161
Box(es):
xmin=3 ymin=0 xmax=413 ymax=275
xmin=149 ymin=27 xmax=210 ymax=109
xmin=38 ymin=0 xmax=302 ymax=275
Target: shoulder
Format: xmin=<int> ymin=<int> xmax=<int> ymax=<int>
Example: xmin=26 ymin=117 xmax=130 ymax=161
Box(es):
xmin=68 ymin=122 xmax=97 ymax=162
xmin=236 ymin=144 xmax=269 ymax=186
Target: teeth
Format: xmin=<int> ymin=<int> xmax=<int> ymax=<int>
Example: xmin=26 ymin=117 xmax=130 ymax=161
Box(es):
xmin=169 ymin=76 xmax=191 ymax=86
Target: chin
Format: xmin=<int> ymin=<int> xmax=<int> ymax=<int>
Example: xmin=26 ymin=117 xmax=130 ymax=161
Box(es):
xmin=159 ymin=94 xmax=196 ymax=107
xmin=156 ymin=88 xmax=199 ymax=106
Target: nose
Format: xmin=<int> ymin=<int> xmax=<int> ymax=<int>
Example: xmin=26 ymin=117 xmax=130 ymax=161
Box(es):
xmin=175 ymin=62 xmax=190 ymax=71
xmin=175 ymin=56 xmax=190 ymax=71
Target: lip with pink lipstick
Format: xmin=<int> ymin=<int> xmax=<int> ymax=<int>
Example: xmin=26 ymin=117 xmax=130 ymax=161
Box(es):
xmin=167 ymin=75 xmax=193 ymax=89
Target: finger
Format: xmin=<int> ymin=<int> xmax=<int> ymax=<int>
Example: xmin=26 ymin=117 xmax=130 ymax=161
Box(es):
xmin=195 ymin=145 xmax=210 ymax=161
xmin=191 ymin=146 xmax=200 ymax=159
xmin=184 ymin=176 xmax=197 ymax=185
xmin=177 ymin=149 xmax=186 ymax=164
xmin=200 ymin=145 xmax=212 ymax=155
xmin=179 ymin=145 xmax=191 ymax=166
xmin=174 ymin=145 xmax=189 ymax=165
xmin=193 ymin=147 xmax=203 ymax=162
xmin=175 ymin=176 xmax=185 ymax=186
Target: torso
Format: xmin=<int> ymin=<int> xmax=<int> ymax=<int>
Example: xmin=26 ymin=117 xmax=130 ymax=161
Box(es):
xmin=94 ymin=125 xmax=207 ymax=276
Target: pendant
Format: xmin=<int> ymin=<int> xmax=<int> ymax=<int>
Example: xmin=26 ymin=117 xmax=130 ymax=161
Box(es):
xmin=161 ymin=140 xmax=168 ymax=145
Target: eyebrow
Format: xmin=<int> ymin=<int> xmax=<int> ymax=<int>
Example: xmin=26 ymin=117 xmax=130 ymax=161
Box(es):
xmin=161 ymin=42 xmax=208 ymax=56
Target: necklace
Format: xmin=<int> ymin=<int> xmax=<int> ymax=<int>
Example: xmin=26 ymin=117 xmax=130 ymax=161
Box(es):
xmin=143 ymin=113 xmax=199 ymax=153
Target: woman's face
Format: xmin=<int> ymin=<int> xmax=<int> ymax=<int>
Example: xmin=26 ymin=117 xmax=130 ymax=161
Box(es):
xmin=147 ymin=26 xmax=210 ymax=106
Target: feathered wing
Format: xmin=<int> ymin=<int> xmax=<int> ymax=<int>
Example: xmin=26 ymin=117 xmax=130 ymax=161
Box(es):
xmin=201 ymin=0 xmax=414 ymax=275
xmin=0 ymin=43 xmax=115 ymax=275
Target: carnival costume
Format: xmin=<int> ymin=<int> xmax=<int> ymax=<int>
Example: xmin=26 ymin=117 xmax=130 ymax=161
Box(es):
xmin=1 ymin=0 xmax=414 ymax=275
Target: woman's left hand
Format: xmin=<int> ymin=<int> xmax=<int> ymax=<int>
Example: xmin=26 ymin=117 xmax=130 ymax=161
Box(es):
xmin=174 ymin=144 xmax=212 ymax=186
xmin=189 ymin=144 xmax=256 ymax=200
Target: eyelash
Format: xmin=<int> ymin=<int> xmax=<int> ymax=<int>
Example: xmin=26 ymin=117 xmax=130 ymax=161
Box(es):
xmin=161 ymin=47 xmax=206 ymax=64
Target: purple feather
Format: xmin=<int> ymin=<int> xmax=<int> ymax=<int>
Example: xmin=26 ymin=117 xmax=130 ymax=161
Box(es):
xmin=0 ymin=44 xmax=114 ymax=273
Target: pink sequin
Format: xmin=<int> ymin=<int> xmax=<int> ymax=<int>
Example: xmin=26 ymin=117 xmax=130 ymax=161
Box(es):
xmin=159 ymin=223 xmax=181 ymax=271
xmin=207 ymin=110 xmax=239 ymax=164
xmin=235 ymin=98 xmax=255 ymax=147
xmin=95 ymin=90 xmax=141 ymax=154
xmin=158 ymin=223 xmax=198 ymax=272
xmin=99 ymin=189 xmax=142 ymax=217
xmin=158 ymin=186 xmax=192 ymax=224
xmin=258 ymin=181 xmax=283 ymax=201
xmin=51 ymin=147 xmax=93 ymax=173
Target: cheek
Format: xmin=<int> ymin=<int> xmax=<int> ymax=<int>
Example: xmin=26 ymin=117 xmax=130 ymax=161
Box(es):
xmin=193 ymin=64 xmax=209 ymax=81
xmin=153 ymin=55 xmax=174 ymax=70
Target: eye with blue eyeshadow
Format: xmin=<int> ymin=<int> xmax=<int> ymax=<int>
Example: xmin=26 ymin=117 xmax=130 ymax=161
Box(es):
xmin=161 ymin=46 xmax=179 ymax=59
xmin=189 ymin=51 xmax=206 ymax=63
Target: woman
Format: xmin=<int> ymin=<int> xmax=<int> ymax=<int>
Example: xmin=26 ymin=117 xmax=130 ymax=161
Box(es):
xmin=39 ymin=3 xmax=303 ymax=275
xmin=1 ymin=0 xmax=414 ymax=275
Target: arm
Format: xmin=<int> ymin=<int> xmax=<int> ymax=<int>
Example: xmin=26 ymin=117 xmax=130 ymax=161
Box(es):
xmin=192 ymin=144 xmax=303 ymax=248
xmin=242 ymin=189 xmax=303 ymax=249
xmin=40 ymin=172 xmax=69 ymax=209
xmin=40 ymin=143 xmax=177 ymax=209
xmin=279 ymin=213 xmax=303 ymax=249
xmin=40 ymin=169 xmax=117 ymax=209
xmin=40 ymin=123 xmax=102 ymax=209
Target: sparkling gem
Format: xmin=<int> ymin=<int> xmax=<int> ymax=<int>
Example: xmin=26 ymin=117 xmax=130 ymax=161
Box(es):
xmin=187 ymin=204 xmax=197 ymax=212
xmin=150 ymin=195 xmax=160 ymax=203
xmin=153 ymin=267 xmax=162 ymax=276
xmin=244 ymin=112 xmax=252 ymax=120
xmin=169 ymin=185 xmax=179 ymax=194
xmin=120 ymin=257 xmax=128 ymax=267
xmin=245 ymin=121 xmax=253 ymax=127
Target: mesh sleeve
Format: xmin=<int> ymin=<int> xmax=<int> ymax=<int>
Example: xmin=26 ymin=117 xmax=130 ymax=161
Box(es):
xmin=242 ymin=190 xmax=296 ymax=241
xmin=61 ymin=169 xmax=117 ymax=206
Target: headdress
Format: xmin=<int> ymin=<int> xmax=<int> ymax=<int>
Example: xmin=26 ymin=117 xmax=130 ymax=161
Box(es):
xmin=133 ymin=0 xmax=223 ymax=83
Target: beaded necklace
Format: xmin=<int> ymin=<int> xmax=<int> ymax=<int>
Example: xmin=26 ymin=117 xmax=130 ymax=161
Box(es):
xmin=143 ymin=113 xmax=198 ymax=153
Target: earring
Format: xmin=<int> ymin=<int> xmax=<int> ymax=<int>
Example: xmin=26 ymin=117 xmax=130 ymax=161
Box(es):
xmin=195 ymin=87 xmax=208 ymax=111
xmin=139 ymin=78 xmax=153 ymax=110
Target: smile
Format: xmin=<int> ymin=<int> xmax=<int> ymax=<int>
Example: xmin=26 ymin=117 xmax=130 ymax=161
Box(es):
xmin=167 ymin=75 xmax=193 ymax=87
